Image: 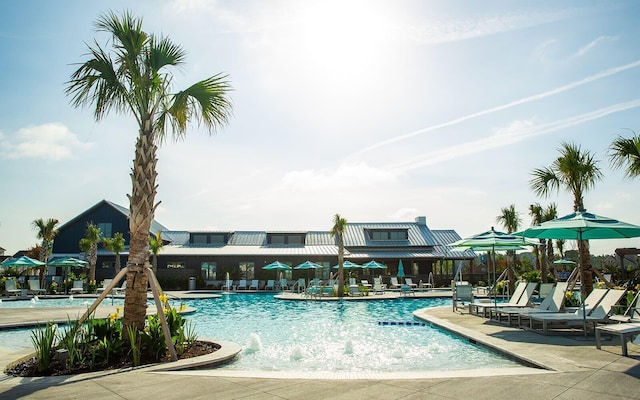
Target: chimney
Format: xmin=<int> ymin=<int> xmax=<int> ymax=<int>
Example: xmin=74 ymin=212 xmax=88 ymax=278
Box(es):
xmin=415 ymin=216 xmax=426 ymax=226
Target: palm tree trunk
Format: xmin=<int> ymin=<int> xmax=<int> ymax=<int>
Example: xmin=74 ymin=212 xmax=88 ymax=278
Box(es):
xmin=545 ymin=239 xmax=553 ymax=282
xmin=114 ymin=253 xmax=121 ymax=274
xmin=89 ymin=244 xmax=97 ymax=282
xmin=123 ymin=129 xmax=158 ymax=331
xmin=581 ymin=239 xmax=593 ymax=295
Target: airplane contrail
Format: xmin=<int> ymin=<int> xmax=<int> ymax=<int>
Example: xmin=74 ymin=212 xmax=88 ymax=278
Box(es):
xmin=354 ymin=59 xmax=640 ymax=156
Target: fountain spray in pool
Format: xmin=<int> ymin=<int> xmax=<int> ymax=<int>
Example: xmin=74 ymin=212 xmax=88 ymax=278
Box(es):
xmin=290 ymin=345 xmax=304 ymax=361
xmin=344 ymin=339 xmax=354 ymax=354
xmin=245 ymin=333 xmax=262 ymax=353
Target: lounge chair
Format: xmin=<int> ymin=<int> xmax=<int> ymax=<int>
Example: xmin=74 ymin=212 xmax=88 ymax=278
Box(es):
xmin=470 ymin=281 xmax=533 ymax=317
xmin=348 ymin=285 xmax=363 ymax=296
xmin=223 ymin=279 xmax=233 ymax=291
xmin=373 ymin=277 xmax=385 ymax=294
xmin=96 ymin=278 xmax=113 ymax=294
xmin=279 ymin=278 xmax=289 ymax=291
xmin=249 ymin=280 xmax=259 ymax=290
xmin=297 ymin=278 xmax=306 ymax=293
xmin=404 ymin=278 xmax=417 ymax=289
xmin=361 ymin=280 xmax=372 ymax=289
xmin=113 ymin=280 xmax=127 ymax=295
xmin=28 ymin=279 xmax=47 ymax=296
xmin=493 ymin=282 xmax=566 ymax=326
xmin=596 ymin=321 xmax=640 ymax=356
xmin=237 ymin=279 xmax=247 ymax=290
xmin=401 ymin=285 xmax=415 ymax=297
xmin=265 ymin=280 xmax=275 ymax=291
xmin=528 ymin=289 xmax=625 ymax=335
xmin=69 ymin=280 xmax=85 ymax=294
xmin=4 ymin=278 xmax=22 ymax=297
xmin=389 ymin=277 xmax=402 ymax=290
xmin=452 ymin=283 xmax=473 ymax=311
xmin=537 ymin=282 xmax=555 ymax=301
xmin=609 ymin=290 xmax=640 ymax=323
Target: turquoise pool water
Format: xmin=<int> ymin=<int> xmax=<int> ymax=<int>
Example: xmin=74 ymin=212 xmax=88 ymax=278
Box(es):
xmin=0 ymin=294 xmax=521 ymax=373
xmin=0 ymin=296 xmax=125 ymax=308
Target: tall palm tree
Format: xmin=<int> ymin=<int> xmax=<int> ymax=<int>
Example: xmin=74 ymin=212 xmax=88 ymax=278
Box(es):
xmin=31 ymin=218 xmax=59 ymax=284
xmin=530 ymin=142 xmax=602 ymax=294
xmin=103 ymin=232 xmax=125 ymax=274
xmin=81 ymin=223 xmax=101 ymax=282
xmin=541 ymin=203 xmax=558 ymax=281
xmin=528 ymin=203 xmax=545 ymax=271
xmin=496 ymin=204 xmax=521 ymax=290
xmin=66 ymin=11 xmax=232 ymax=330
xmin=330 ymin=214 xmax=347 ymax=298
xmin=609 ymin=131 xmax=640 ymax=179
xmin=149 ymin=231 xmax=164 ymax=273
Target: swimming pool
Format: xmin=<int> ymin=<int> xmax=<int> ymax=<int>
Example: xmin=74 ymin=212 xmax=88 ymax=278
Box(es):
xmin=0 ymin=294 xmax=521 ymax=373
xmin=0 ymin=296 xmax=125 ymax=308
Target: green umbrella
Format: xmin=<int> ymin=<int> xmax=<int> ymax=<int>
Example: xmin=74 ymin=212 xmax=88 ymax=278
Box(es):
xmin=0 ymin=255 xmax=45 ymax=268
xmin=332 ymin=261 xmax=363 ymax=270
xmin=362 ymin=260 xmax=387 ymax=270
xmin=397 ymin=260 xmax=405 ymax=279
xmin=47 ymin=257 xmax=88 ymax=294
xmin=263 ymin=260 xmax=292 ymax=281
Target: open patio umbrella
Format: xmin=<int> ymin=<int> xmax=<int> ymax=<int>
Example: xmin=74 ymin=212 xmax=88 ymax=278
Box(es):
xmin=332 ymin=261 xmax=363 ymax=270
xmin=519 ymin=211 xmax=640 ymax=297
xmin=47 ymin=257 xmax=89 ymax=294
xmin=553 ymin=259 xmax=576 ymax=265
xmin=295 ymin=261 xmax=323 ymax=281
xmin=0 ymin=255 xmax=45 ymax=268
xmin=263 ymin=261 xmax=292 ymax=282
xmin=362 ymin=260 xmax=386 ymax=270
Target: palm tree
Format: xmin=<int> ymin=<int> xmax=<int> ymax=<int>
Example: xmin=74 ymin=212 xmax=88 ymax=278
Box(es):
xmin=496 ymin=204 xmax=521 ymax=290
xmin=103 ymin=232 xmax=125 ymax=274
xmin=330 ymin=214 xmax=347 ymax=298
xmin=528 ymin=203 xmax=545 ymax=271
xmin=31 ymin=218 xmax=59 ymax=284
xmin=80 ymin=223 xmax=101 ymax=282
xmin=530 ymin=142 xmax=603 ymax=294
xmin=609 ymin=131 xmax=640 ymax=179
xmin=66 ymin=11 xmax=232 ymax=330
xmin=149 ymin=231 xmax=164 ymax=273
xmin=541 ymin=203 xmax=558 ymax=282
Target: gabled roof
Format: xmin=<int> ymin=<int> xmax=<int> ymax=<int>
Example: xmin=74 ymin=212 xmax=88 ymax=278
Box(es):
xmin=343 ymin=222 xmax=437 ymax=247
xmin=58 ymin=200 xmax=168 ymax=234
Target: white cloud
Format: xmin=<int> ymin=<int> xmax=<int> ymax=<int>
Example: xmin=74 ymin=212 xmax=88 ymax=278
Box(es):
xmin=571 ymin=35 xmax=618 ymax=58
xmin=0 ymin=123 xmax=93 ymax=161
xmin=279 ymin=162 xmax=397 ymax=192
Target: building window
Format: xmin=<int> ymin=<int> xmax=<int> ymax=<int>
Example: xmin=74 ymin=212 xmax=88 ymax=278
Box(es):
xmin=210 ymin=234 xmax=226 ymax=244
xmin=167 ymin=262 xmax=185 ymax=269
xmin=98 ymin=223 xmax=112 ymax=239
xmin=269 ymin=235 xmax=285 ymax=245
xmin=201 ymin=262 xmax=217 ymax=280
xmin=368 ymin=229 xmax=408 ymax=241
xmin=288 ymin=235 xmax=303 ymax=245
xmin=239 ymin=262 xmax=255 ymax=279
xmin=192 ymin=234 xmax=208 ymax=244
xmin=267 ymin=233 xmax=306 ymax=245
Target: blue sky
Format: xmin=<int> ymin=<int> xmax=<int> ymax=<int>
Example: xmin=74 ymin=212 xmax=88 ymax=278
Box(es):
xmin=1 ymin=0 xmax=639 ymax=256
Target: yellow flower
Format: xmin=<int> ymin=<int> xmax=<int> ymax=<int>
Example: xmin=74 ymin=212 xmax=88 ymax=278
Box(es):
xmin=596 ymin=282 xmax=605 ymax=289
xmin=565 ymin=291 xmax=573 ymax=298
xmin=116 ymin=306 xmax=122 ymax=315
xmin=179 ymin=303 xmax=186 ymax=312
xmin=159 ymin=293 xmax=168 ymax=304
xmin=109 ymin=312 xmax=119 ymax=323
xmin=636 ymin=284 xmax=640 ymax=291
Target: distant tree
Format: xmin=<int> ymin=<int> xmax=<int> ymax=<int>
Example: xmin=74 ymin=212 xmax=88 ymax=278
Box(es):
xmin=31 ymin=218 xmax=59 ymax=284
xmin=496 ymin=204 xmax=521 ymax=290
xmin=80 ymin=223 xmax=101 ymax=282
xmin=66 ymin=11 xmax=233 ymax=331
xmin=330 ymin=214 xmax=347 ymax=298
xmin=149 ymin=231 xmax=164 ymax=273
xmin=103 ymin=232 xmax=125 ymax=275
xmin=609 ymin=131 xmax=640 ymax=179
xmin=528 ymin=203 xmax=544 ymax=271
xmin=530 ymin=142 xmax=602 ymax=294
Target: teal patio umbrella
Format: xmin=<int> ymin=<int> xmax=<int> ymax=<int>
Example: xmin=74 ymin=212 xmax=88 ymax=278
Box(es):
xmin=263 ymin=260 xmax=292 ymax=281
xmin=332 ymin=261 xmax=363 ymax=270
xmin=0 ymin=255 xmax=45 ymax=268
xmin=47 ymin=257 xmax=89 ymax=294
xmin=519 ymin=210 xmax=640 ymax=298
xmin=295 ymin=261 xmax=323 ymax=280
xmin=362 ymin=260 xmax=386 ymax=270
xmin=397 ymin=260 xmax=405 ymax=281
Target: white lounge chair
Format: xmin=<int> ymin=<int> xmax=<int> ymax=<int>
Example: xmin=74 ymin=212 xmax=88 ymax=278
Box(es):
xmin=96 ymin=278 xmax=113 ymax=294
xmin=28 ymin=279 xmax=47 ymax=296
xmin=404 ymin=278 xmax=417 ymax=289
xmin=348 ymin=285 xmax=363 ymax=296
xmin=265 ymin=280 xmax=275 ymax=291
xmin=373 ymin=277 xmax=385 ymax=294
xmin=528 ymin=289 xmax=624 ymax=335
xmin=237 ymin=280 xmax=247 ymax=290
xmin=249 ymin=280 xmax=259 ymax=290
xmin=4 ymin=278 xmax=22 ymax=297
xmin=596 ymin=321 xmax=640 ymax=356
xmin=297 ymin=278 xmax=306 ymax=293
xmin=69 ymin=280 xmax=85 ymax=294
xmin=361 ymin=280 xmax=372 ymax=289
xmin=493 ymin=282 xmax=567 ymax=326
xmin=470 ymin=281 xmax=528 ymax=317
xmin=452 ymin=283 xmax=473 ymax=311
xmin=389 ymin=277 xmax=402 ymax=289
xmin=279 ymin=278 xmax=289 ymax=291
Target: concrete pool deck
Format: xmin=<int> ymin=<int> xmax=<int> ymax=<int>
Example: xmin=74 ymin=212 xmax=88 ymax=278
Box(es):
xmin=0 ymin=293 xmax=640 ymax=399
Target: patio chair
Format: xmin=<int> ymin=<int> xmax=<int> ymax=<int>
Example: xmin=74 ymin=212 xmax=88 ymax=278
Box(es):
xmin=265 ymin=280 xmax=275 ymax=291
xmin=389 ymin=277 xmax=402 ymax=289
xmin=297 ymin=278 xmax=306 ymax=293
xmin=401 ymin=285 xmax=415 ymax=297
xmin=469 ymin=281 xmax=528 ymax=317
xmin=609 ymin=290 xmax=640 ymax=323
xmin=28 ymin=279 xmax=47 ymax=296
xmin=113 ymin=280 xmax=127 ymax=295
xmin=361 ymin=279 xmax=372 ymax=289
xmin=279 ymin=278 xmax=289 ymax=291
xmin=4 ymin=278 xmax=22 ymax=297
xmin=348 ymin=285 xmax=363 ymax=296
xmin=69 ymin=280 xmax=85 ymax=294
xmin=373 ymin=277 xmax=385 ymax=294
xmin=237 ymin=280 xmax=247 ymax=290
xmin=493 ymin=282 xmax=566 ymax=326
xmin=487 ymin=282 xmax=539 ymax=319
xmin=96 ymin=278 xmax=113 ymax=294
xmin=452 ymin=283 xmax=473 ymax=311
xmin=249 ymin=280 xmax=259 ymax=290
xmin=537 ymin=282 xmax=555 ymax=301
xmin=404 ymin=278 xmax=418 ymax=289
xmin=596 ymin=321 xmax=640 ymax=356
xmin=528 ymin=289 xmax=624 ymax=335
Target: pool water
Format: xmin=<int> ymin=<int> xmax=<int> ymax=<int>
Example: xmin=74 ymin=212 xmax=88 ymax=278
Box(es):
xmin=188 ymin=294 xmax=520 ymax=372
xmin=0 ymin=294 xmax=521 ymax=373
xmin=0 ymin=296 xmax=125 ymax=309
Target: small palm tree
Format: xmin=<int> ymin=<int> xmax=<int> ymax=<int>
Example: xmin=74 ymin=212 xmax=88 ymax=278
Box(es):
xmin=149 ymin=231 xmax=164 ymax=273
xmin=541 ymin=203 xmax=558 ymax=281
xmin=496 ymin=204 xmax=521 ymax=290
xmin=103 ymin=232 xmax=125 ymax=274
xmin=528 ymin=203 xmax=545 ymax=271
xmin=330 ymin=214 xmax=347 ymax=298
xmin=530 ymin=142 xmax=602 ymax=294
xmin=31 ymin=218 xmax=59 ymax=284
xmin=80 ymin=223 xmax=101 ymax=282
xmin=609 ymin=131 xmax=640 ymax=179
xmin=66 ymin=11 xmax=232 ymax=330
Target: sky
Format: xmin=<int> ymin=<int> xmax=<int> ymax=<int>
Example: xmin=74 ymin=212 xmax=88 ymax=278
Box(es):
xmin=1 ymin=0 xmax=639 ymax=257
